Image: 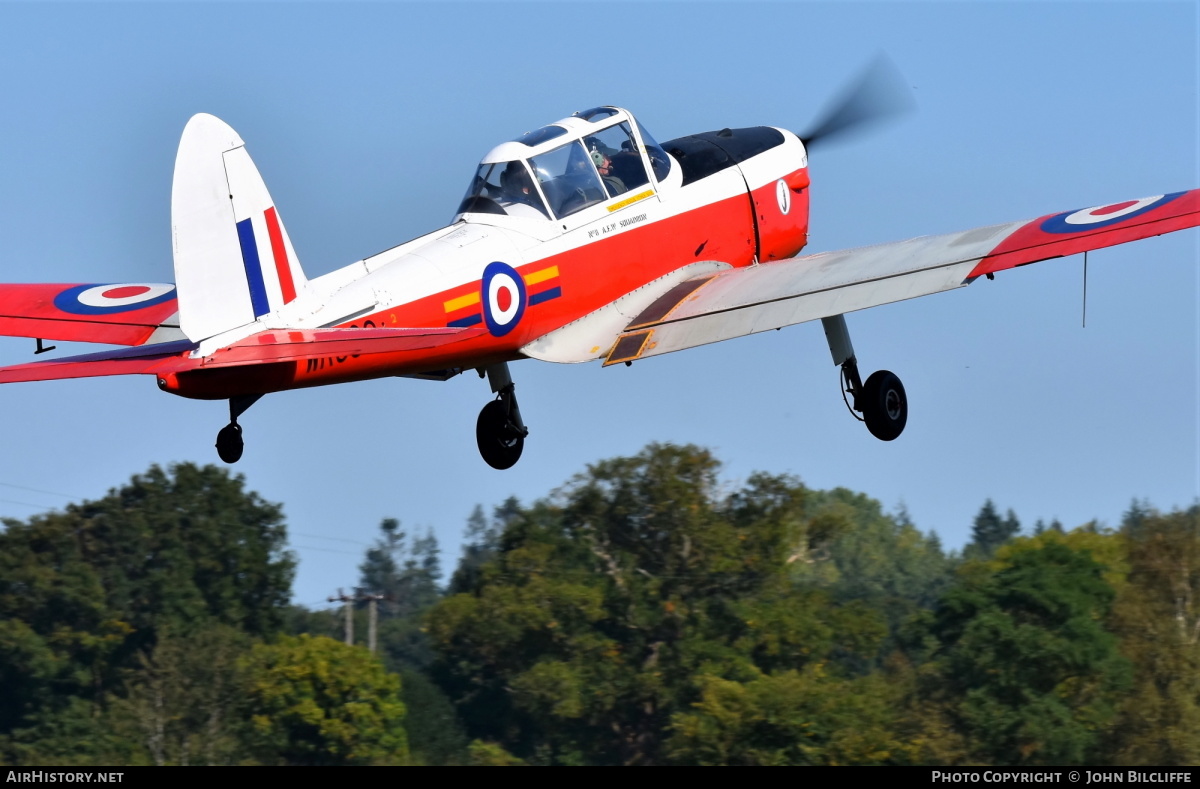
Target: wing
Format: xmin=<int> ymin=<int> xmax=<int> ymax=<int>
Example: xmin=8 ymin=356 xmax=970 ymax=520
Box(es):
xmin=596 ymin=189 xmax=1200 ymax=365
xmin=0 ymin=283 xmax=182 ymax=346
xmin=0 ymin=326 xmax=484 ymax=384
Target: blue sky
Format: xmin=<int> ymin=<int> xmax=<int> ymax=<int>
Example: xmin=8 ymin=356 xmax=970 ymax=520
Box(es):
xmin=0 ymin=2 xmax=1195 ymax=608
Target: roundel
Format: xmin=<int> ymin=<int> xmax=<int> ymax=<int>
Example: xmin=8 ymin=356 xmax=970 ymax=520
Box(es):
xmin=775 ymin=179 xmax=791 ymax=215
xmin=1040 ymin=192 xmax=1183 ymax=234
xmin=53 ymin=283 xmax=177 ymax=315
xmin=481 ymin=261 xmax=526 ymax=337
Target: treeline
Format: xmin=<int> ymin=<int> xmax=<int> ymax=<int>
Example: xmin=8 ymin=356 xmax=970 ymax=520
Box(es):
xmin=0 ymin=445 xmax=1197 ymax=765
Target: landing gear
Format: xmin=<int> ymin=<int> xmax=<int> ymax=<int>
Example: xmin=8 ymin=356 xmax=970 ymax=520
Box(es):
xmin=476 ymin=363 xmax=528 ymax=470
xmin=476 ymin=397 xmax=525 ymax=469
xmin=860 ymin=370 xmax=907 ymax=441
xmin=216 ymin=423 xmax=244 ymax=463
xmin=822 ymin=315 xmax=907 ymax=442
xmin=215 ymin=394 xmax=261 ymax=464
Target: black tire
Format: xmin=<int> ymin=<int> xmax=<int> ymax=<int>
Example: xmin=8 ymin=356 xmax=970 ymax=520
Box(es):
xmin=215 ymin=423 xmax=244 ymax=464
xmin=476 ymin=399 xmax=524 ymax=470
xmin=861 ymin=370 xmax=907 ymax=441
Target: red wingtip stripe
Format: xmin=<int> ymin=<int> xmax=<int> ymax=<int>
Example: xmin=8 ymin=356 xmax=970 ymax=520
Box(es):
xmin=264 ymin=207 xmax=297 ymax=304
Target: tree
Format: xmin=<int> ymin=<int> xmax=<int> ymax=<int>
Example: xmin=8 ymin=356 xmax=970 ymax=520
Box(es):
xmin=242 ymin=634 xmax=408 ymax=765
xmin=358 ymin=518 xmax=441 ymax=620
xmin=928 ymin=536 xmax=1128 ymax=764
xmin=793 ymin=490 xmax=953 ymax=648
xmin=1107 ymin=506 xmax=1200 ymax=764
xmin=0 ymin=462 xmax=294 ymax=761
xmin=429 ymin=443 xmax=889 ymax=765
xmin=448 ymin=504 xmax=503 ymax=595
xmin=397 ymin=668 xmax=468 ymax=765
xmin=353 ymin=518 xmax=461 ymax=762
xmin=668 ymin=666 xmax=913 ymax=765
xmin=109 ymin=624 xmax=252 ymax=765
xmin=964 ymin=499 xmax=1020 ymax=559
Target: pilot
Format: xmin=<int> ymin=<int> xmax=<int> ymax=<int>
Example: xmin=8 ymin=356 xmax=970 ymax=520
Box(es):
xmin=500 ymin=161 xmax=540 ymax=208
xmin=589 ymin=143 xmax=627 ymax=196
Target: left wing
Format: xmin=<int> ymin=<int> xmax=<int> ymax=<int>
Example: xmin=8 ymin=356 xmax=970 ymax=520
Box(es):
xmin=598 ymin=189 xmax=1200 ymax=365
xmin=0 ymin=283 xmax=181 ymax=346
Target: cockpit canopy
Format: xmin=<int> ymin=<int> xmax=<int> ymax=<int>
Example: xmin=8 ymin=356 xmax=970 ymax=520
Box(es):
xmin=457 ymin=107 xmax=672 ymax=222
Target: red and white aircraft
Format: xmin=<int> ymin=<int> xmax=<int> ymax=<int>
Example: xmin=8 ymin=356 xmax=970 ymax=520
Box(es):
xmin=0 ymin=104 xmax=1196 ymax=468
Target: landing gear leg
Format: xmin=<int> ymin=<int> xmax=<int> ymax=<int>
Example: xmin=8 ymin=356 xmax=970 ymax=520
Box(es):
xmin=821 ymin=315 xmax=907 ymax=441
xmin=475 ymin=363 xmax=528 ymax=470
xmin=216 ymin=394 xmax=262 ymax=464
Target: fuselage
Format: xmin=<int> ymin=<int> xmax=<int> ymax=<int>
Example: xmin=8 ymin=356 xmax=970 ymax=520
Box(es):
xmin=158 ymin=107 xmax=810 ymax=399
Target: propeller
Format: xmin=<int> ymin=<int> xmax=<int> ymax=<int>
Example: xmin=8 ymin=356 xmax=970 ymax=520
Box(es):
xmin=799 ymin=54 xmax=916 ymax=150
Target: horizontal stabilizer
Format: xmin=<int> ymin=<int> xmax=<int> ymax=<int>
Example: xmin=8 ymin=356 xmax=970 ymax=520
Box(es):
xmin=195 ymin=326 xmax=484 ymax=368
xmin=0 ymin=283 xmax=180 ymax=345
xmin=0 ymin=340 xmax=195 ymax=384
xmin=0 ymin=326 xmax=482 ymax=384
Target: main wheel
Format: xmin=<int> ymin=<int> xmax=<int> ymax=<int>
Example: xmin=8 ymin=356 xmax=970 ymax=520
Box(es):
xmin=861 ymin=370 xmax=907 ymax=441
xmin=476 ymin=399 xmax=524 ymax=470
xmin=216 ymin=423 xmax=244 ymax=464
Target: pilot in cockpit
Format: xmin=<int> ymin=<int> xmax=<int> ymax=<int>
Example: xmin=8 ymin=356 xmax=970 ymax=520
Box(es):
xmin=589 ymin=142 xmax=627 ymax=197
xmin=500 ymin=161 xmax=539 ymax=208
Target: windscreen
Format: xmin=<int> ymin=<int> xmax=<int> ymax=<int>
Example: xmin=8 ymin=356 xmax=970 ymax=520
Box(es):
xmin=457 ymin=160 xmax=550 ymax=219
xmin=529 ymin=140 xmax=607 ymax=218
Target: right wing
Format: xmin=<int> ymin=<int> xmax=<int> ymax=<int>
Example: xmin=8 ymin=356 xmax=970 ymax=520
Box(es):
xmin=600 ymin=189 xmax=1200 ymax=365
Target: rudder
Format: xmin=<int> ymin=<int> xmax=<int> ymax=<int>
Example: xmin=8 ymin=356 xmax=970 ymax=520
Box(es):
xmin=171 ymin=113 xmax=307 ymax=342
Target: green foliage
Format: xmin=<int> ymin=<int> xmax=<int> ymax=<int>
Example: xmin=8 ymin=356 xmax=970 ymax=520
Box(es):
xmin=2 ymin=696 xmax=145 ymax=766
xmin=242 ymin=633 xmax=409 ymax=765
xmin=964 ymin=499 xmax=1021 ymax=560
xmin=793 ymin=490 xmax=952 ymax=654
xmin=107 ymin=624 xmax=252 ymax=765
xmin=11 ymin=447 xmax=1200 ymax=766
xmin=668 ymin=666 xmax=914 ymax=765
xmin=0 ymin=462 xmax=294 ymax=763
xmin=359 ymin=518 xmax=442 ymax=620
xmin=929 ymin=537 xmax=1128 ymax=764
xmin=428 ymin=443 xmax=890 ymax=765
xmin=467 ymin=739 xmax=525 ymax=765
xmin=1106 ymin=506 xmax=1200 ymax=765
xmin=398 ymin=668 xmax=468 ymax=765
xmin=448 ymin=502 xmax=504 ymax=595
xmin=356 ymin=518 xmax=442 ymax=671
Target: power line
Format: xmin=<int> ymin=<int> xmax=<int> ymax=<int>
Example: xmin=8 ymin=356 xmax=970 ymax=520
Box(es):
xmin=289 ymin=543 xmax=364 ymax=557
xmin=0 ymin=497 xmax=63 ymax=510
xmin=0 ymin=481 xmax=83 ymax=500
xmin=291 ymin=530 xmax=374 ymax=547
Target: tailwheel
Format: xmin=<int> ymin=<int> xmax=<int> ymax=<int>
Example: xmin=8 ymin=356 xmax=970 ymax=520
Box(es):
xmin=860 ymin=370 xmax=907 ymax=441
xmin=214 ymin=394 xmax=260 ymax=464
xmin=476 ymin=397 xmax=525 ymax=470
xmin=215 ymin=423 xmax=244 ymax=464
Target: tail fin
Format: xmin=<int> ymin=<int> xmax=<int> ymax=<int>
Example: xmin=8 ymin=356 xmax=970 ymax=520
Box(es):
xmin=171 ymin=114 xmax=308 ymax=342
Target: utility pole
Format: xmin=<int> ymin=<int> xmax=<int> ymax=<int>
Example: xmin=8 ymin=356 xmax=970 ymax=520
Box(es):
xmin=327 ymin=588 xmax=356 ymax=646
xmin=327 ymin=588 xmax=388 ymax=651
xmin=361 ymin=592 xmax=385 ymax=654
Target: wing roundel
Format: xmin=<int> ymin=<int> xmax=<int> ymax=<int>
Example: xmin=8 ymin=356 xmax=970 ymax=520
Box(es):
xmin=0 ymin=282 xmax=180 ymax=346
xmin=968 ymin=190 xmax=1199 ymax=278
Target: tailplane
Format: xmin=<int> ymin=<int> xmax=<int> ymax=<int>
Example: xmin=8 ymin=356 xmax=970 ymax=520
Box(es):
xmin=171 ymin=114 xmax=308 ymax=342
